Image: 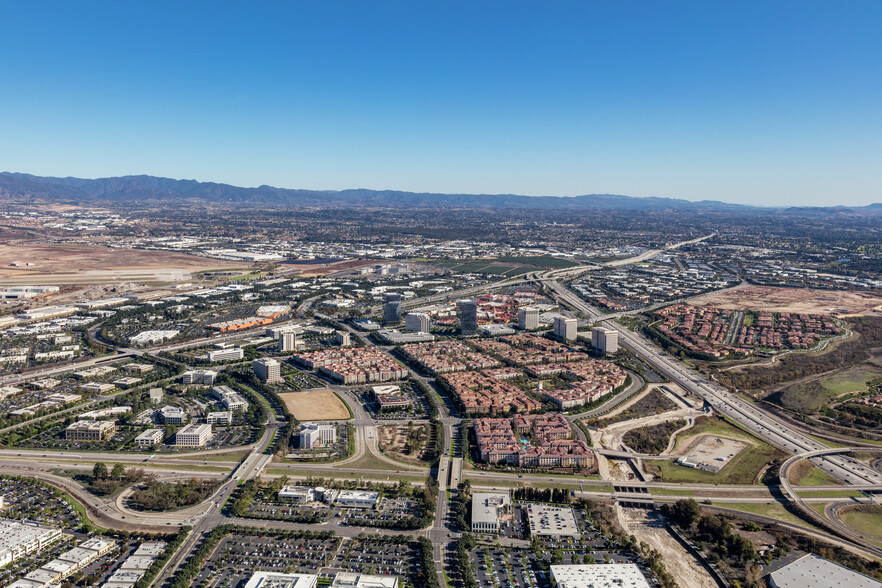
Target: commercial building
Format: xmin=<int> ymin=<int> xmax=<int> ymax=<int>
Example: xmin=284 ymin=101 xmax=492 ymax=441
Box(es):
xmin=553 ymin=316 xmax=577 ymax=341
xmin=76 ymin=406 xmax=131 ymax=421
xmin=384 ymin=293 xmax=402 ymax=324
xmin=65 ymin=420 xmax=117 ymax=441
xmin=0 ymin=520 xmax=63 ymax=567
xmin=0 ymin=285 xmax=59 ymax=300
xmin=278 ymin=331 xmax=298 ymax=352
xmin=518 ymin=307 xmax=539 ymax=330
xmin=159 ymin=405 xmax=187 ymax=424
xmin=376 ymin=329 xmax=434 ymax=344
xmin=278 ymin=486 xmax=315 ymax=504
xmin=404 ymin=312 xmax=430 ymax=333
xmin=148 ymin=388 xmax=164 ymax=404
xmin=205 ymin=347 xmax=244 ymax=362
xmin=591 ymin=327 xmax=619 ymax=355
xmin=15 ymin=537 xmax=116 ymax=586
xmin=180 ymin=370 xmax=217 ymax=385
xmin=768 ymin=554 xmax=882 ymax=588
xmin=371 ymin=385 xmax=412 ymax=411
xmin=206 ymin=411 xmax=233 ymax=425
xmin=550 ymin=564 xmax=651 ymax=588
xmin=335 ymin=490 xmax=380 ymax=508
xmin=330 ymin=573 xmax=399 ymax=588
xmin=212 ymin=385 xmax=250 ymax=412
xmin=129 ymin=330 xmax=179 ymax=346
xmin=335 ymin=331 xmax=351 ymax=346
xmin=254 ymin=357 xmax=282 ymax=384
xmin=243 ymin=572 xmax=318 ymax=588
xmin=299 ymin=422 xmax=337 ymax=448
xmin=457 ymin=299 xmax=478 ymax=335
xmin=134 ymin=429 xmax=165 ymax=447
xmin=175 ymin=423 xmax=213 ymax=447
xmin=471 ymin=492 xmax=510 ymax=533
xmin=525 ymin=504 xmax=579 ymax=538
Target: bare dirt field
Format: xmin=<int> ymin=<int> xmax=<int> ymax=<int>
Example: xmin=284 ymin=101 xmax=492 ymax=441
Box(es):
xmin=689 ymin=285 xmax=882 ymax=316
xmin=617 ymin=506 xmax=718 ymax=588
xmin=279 ymin=389 xmax=351 ymax=421
xmin=0 ymin=241 xmax=244 ymax=283
xmin=377 ymin=424 xmax=429 ymax=464
xmin=280 ymin=258 xmax=384 ymax=277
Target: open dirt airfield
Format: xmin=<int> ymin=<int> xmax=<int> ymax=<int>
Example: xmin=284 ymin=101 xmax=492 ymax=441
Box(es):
xmin=278 ymin=389 xmax=351 ymax=421
xmin=689 ymin=284 xmax=882 ymax=316
xmin=0 ymin=241 xmax=245 ymax=284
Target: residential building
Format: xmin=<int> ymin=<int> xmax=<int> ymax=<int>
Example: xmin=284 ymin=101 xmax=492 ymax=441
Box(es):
xmin=134 ymin=429 xmax=164 ymax=447
xmin=254 ymin=358 xmax=282 ymax=384
xmin=65 ymin=420 xmax=116 ymax=441
xmin=299 ymin=422 xmax=337 ymax=448
xmin=175 ymin=423 xmax=213 ymax=447
xmin=553 ymin=316 xmax=577 ymax=341
xmin=591 ymin=327 xmax=619 ymax=355
xmin=518 ymin=307 xmax=539 ymax=330
xmin=457 ymin=299 xmax=478 ymax=335
xmin=404 ymin=312 xmax=430 ymax=333
xmin=471 ymin=492 xmax=510 ymax=533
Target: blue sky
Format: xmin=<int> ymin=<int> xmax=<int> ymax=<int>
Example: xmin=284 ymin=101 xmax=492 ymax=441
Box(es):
xmin=1 ymin=1 xmax=880 ymax=206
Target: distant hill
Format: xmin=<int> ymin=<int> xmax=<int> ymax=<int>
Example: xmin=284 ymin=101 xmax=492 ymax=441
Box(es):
xmin=0 ymin=171 xmax=879 ymax=215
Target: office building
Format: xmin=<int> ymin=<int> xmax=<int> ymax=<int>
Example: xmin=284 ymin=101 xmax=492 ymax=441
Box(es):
xmin=553 ymin=316 xmax=577 ymax=341
xmin=334 ymin=490 xmax=380 ymax=508
xmin=299 ymin=422 xmax=337 ymax=448
xmin=526 ymin=504 xmax=579 ymax=538
xmin=243 ymin=572 xmax=318 ymax=588
xmin=148 ymin=388 xmax=164 ymax=404
xmin=175 ymin=423 xmax=213 ymax=447
xmin=330 ymin=573 xmax=398 ymax=588
xmin=0 ymin=520 xmax=63 ymax=567
xmin=212 ymin=385 xmax=250 ymax=412
xmin=134 ymin=429 xmax=164 ymax=447
xmin=65 ymin=420 xmax=116 ymax=442
xmin=335 ymin=331 xmax=351 ymax=346
xmin=159 ymin=405 xmax=187 ymax=424
xmin=254 ymin=358 xmax=282 ymax=384
xmin=206 ymin=347 xmax=244 ymax=362
xmin=384 ymin=293 xmax=402 ymax=324
xmin=180 ymin=370 xmax=217 ymax=385
xmin=471 ymin=492 xmax=510 ymax=533
xmin=404 ymin=312 xmax=430 ymax=333
xmin=206 ymin=411 xmax=233 ymax=425
xmin=278 ymin=486 xmax=315 ymax=504
xmin=518 ymin=307 xmax=539 ymax=330
xmin=591 ymin=327 xmax=619 ymax=355
xmin=278 ymin=331 xmax=298 ymax=352
xmin=550 ymin=564 xmax=651 ymax=588
xmin=457 ymin=299 xmax=478 ymax=336
xmin=769 ymin=554 xmax=882 ymax=588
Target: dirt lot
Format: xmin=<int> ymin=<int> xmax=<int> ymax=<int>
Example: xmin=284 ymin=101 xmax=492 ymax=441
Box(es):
xmin=617 ymin=506 xmax=718 ymax=588
xmin=689 ymin=285 xmax=882 ymax=316
xmin=279 ymin=389 xmax=351 ymax=420
xmin=0 ymin=241 xmax=244 ymax=283
xmin=377 ymin=424 xmax=429 ymax=463
xmin=280 ymin=258 xmax=383 ymax=277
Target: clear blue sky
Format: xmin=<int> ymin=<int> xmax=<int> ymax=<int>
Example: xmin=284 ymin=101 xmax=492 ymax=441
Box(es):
xmin=1 ymin=1 xmax=880 ymax=206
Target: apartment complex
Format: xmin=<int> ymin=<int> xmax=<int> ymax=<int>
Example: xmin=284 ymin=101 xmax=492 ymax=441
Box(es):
xmin=474 ymin=415 xmax=594 ymax=469
xmin=293 ymin=347 xmax=407 ymax=384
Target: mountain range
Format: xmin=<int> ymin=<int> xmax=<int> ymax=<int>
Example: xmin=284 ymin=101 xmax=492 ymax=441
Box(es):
xmin=1 ymin=172 xmax=879 ymax=215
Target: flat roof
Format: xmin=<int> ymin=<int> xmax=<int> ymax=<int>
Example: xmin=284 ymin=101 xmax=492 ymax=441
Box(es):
xmin=243 ymin=572 xmax=318 ymax=588
xmin=471 ymin=492 xmax=510 ymax=524
xmin=526 ymin=504 xmax=580 ymax=537
xmin=769 ymin=554 xmax=882 ymax=588
xmin=550 ymin=564 xmax=651 ymax=588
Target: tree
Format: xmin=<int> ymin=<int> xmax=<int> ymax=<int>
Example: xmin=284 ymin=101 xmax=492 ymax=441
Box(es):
xmin=92 ymin=462 xmax=108 ymax=480
xmin=111 ymin=464 xmax=126 ymax=480
xmin=666 ymin=498 xmax=700 ymax=528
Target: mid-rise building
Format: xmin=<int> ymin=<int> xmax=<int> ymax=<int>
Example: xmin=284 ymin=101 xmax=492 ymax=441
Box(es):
xmin=212 ymin=385 xmax=249 ymax=412
xmin=175 ymin=423 xmax=213 ymax=447
xmin=383 ymin=293 xmax=402 ymax=324
xmin=278 ymin=331 xmax=298 ymax=352
xmin=159 ymin=405 xmax=187 ymax=424
xmin=206 ymin=347 xmax=244 ymax=362
xmin=404 ymin=312 xmax=430 ymax=333
xmin=180 ymin=370 xmax=218 ymax=385
xmin=553 ymin=316 xmax=577 ymax=341
xmin=335 ymin=331 xmax=351 ymax=346
xmin=457 ymin=299 xmax=478 ymax=336
xmin=299 ymin=422 xmax=337 ymax=448
xmin=134 ymin=429 xmax=164 ymax=447
xmin=254 ymin=358 xmax=282 ymax=384
xmin=591 ymin=327 xmax=619 ymax=355
xmin=206 ymin=411 xmax=233 ymax=425
xmin=65 ymin=420 xmax=116 ymax=441
xmin=148 ymin=388 xmax=164 ymax=404
xmin=518 ymin=306 xmax=540 ymax=330
xmin=471 ymin=492 xmax=510 ymax=533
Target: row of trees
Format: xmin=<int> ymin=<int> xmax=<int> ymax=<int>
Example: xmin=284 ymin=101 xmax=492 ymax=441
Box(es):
xmin=513 ymin=486 xmax=571 ymax=504
xmin=88 ymin=462 xmax=145 ymax=495
xmin=128 ymin=477 xmax=220 ymax=511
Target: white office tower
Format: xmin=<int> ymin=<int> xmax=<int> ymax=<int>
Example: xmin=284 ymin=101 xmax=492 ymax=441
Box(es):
xmin=278 ymin=331 xmax=297 ymax=352
xmin=591 ymin=327 xmax=619 ymax=355
xmin=404 ymin=312 xmax=430 ymax=333
xmin=553 ymin=316 xmax=577 ymax=341
xmin=299 ymin=422 xmax=337 ymax=448
xmin=518 ymin=307 xmax=539 ymax=330
xmin=253 ymin=357 xmax=282 ymax=384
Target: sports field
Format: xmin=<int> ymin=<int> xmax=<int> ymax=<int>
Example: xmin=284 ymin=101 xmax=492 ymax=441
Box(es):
xmin=279 ymin=389 xmax=351 ymax=420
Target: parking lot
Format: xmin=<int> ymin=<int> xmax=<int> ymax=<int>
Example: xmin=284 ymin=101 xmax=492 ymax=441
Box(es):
xmin=242 ymin=491 xmax=425 ymax=529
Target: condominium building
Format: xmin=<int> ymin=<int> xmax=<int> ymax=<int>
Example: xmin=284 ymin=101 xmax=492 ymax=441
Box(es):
xmin=254 ymin=358 xmax=282 ymax=384
xmin=591 ymin=327 xmax=619 ymax=355
xmin=553 ymin=316 xmax=577 ymax=341
xmin=64 ymin=420 xmax=116 ymax=441
xmin=518 ymin=307 xmax=539 ymax=330
xmin=404 ymin=312 xmax=430 ymax=333
xmin=175 ymin=423 xmax=213 ymax=447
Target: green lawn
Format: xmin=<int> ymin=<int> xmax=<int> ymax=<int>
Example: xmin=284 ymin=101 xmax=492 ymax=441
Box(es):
xmin=818 ymin=367 xmax=880 ymax=396
xmin=176 ymin=449 xmax=251 ymax=462
xmin=796 ymin=489 xmax=863 ymax=499
xmin=791 ymin=463 xmax=842 ymax=487
xmin=839 ymin=508 xmax=882 ymax=540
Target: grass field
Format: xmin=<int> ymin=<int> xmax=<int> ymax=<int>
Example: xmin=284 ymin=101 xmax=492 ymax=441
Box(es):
xmin=176 ymin=449 xmax=250 ymax=462
xmin=795 ymin=489 xmax=864 ymax=498
xmin=839 ymin=506 xmax=882 ymax=539
xmin=279 ymin=389 xmax=351 ymax=420
xmin=711 ymin=501 xmax=815 ymax=529
xmin=818 ymin=367 xmax=880 ymax=396
xmin=644 ymin=417 xmax=787 ymax=485
xmin=789 ymin=461 xmax=843 ymax=487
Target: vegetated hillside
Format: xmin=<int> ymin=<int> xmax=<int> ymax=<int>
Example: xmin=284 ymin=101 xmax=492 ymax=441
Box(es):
xmin=715 ymin=316 xmax=882 ymax=398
